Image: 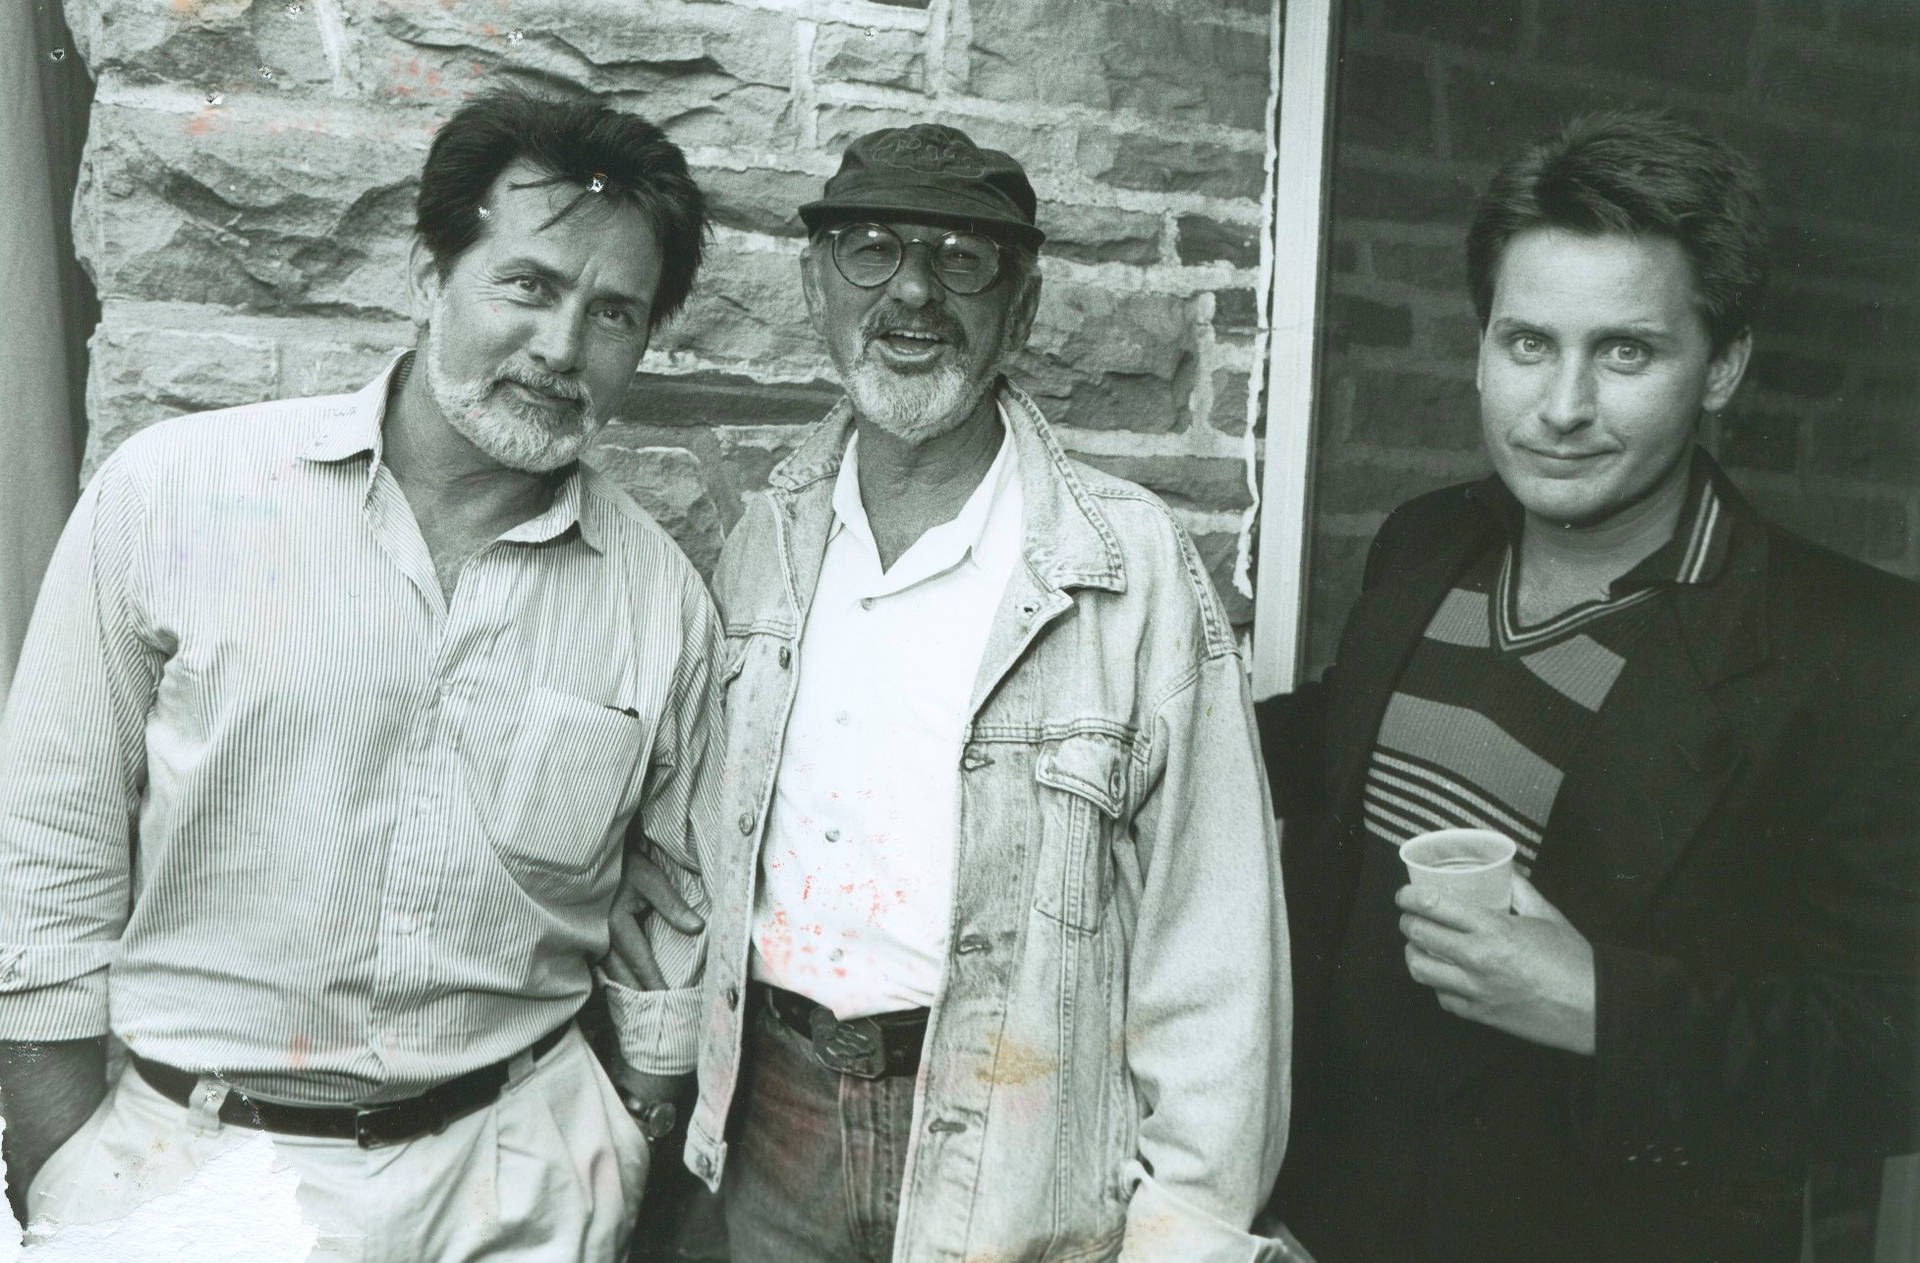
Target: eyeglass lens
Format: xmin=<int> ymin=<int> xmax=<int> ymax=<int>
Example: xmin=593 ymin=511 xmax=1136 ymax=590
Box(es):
xmin=831 ymin=223 xmax=1002 ymax=295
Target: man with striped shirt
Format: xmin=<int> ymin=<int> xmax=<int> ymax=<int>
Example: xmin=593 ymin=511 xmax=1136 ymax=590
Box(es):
xmin=0 ymin=91 xmax=719 ymax=1260
xmin=1261 ymin=111 xmax=1920 ymax=1261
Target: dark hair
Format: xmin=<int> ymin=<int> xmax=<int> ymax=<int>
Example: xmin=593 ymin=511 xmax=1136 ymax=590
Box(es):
xmin=416 ymin=89 xmax=708 ymax=331
xmin=1466 ymin=109 xmax=1769 ymax=352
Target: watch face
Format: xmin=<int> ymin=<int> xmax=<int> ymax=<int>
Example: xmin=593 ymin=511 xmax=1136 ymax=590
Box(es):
xmin=636 ymin=1099 xmax=678 ymax=1141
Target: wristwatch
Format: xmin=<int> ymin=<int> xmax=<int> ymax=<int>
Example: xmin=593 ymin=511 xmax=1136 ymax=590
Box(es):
xmin=621 ymin=1093 xmax=679 ymax=1143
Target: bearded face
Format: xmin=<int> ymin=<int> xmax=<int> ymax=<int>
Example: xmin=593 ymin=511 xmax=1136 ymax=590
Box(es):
xmin=424 ymin=292 xmax=607 ymax=474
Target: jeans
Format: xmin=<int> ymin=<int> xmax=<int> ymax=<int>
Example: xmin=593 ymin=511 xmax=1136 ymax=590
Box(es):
xmin=721 ymin=999 xmax=916 ymax=1263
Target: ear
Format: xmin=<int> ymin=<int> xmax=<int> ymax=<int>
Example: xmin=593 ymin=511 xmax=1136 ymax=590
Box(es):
xmin=799 ymin=245 xmax=829 ymax=339
xmin=1702 ymin=328 xmax=1752 ymax=414
xmin=1474 ymin=324 xmax=1490 ymax=396
xmin=407 ymin=238 xmax=443 ymax=328
xmin=1001 ymin=267 xmax=1042 ymax=356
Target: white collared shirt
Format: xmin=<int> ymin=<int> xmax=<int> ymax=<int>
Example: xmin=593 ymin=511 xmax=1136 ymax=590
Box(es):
xmin=749 ymin=418 xmax=1022 ymax=1018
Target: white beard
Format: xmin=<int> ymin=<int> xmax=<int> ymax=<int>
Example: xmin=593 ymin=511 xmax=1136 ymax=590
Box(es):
xmin=841 ymin=358 xmax=991 ymax=446
xmin=423 ymin=309 xmax=601 ymax=473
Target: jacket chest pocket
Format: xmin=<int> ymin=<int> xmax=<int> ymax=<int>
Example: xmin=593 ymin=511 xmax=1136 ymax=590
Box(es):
xmin=1031 ymin=733 xmax=1128 ymax=934
xmin=492 ymin=687 xmax=648 ymax=886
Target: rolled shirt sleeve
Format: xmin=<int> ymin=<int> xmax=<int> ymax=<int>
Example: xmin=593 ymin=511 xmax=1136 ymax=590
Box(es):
xmin=599 ymin=572 xmax=726 ymax=1076
xmin=0 ymin=456 xmax=158 ymax=1040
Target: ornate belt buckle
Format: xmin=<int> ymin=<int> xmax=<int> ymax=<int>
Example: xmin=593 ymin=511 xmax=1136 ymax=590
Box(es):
xmin=809 ymin=1007 xmax=887 ymax=1079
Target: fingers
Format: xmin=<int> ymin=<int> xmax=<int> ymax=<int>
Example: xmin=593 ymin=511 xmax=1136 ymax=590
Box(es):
xmin=627 ymin=852 xmax=705 ymax=935
xmin=1403 ymin=942 xmax=1477 ymax=999
xmin=1393 ymin=884 xmax=1483 ymax=932
xmin=607 ymin=913 xmax=670 ymax=991
xmin=1508 ymin=874 xmax=1570 ymax=925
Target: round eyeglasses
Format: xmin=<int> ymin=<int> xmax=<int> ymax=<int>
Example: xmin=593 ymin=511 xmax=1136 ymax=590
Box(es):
xmin=825 ymin=222 xmax=1007 ymax=296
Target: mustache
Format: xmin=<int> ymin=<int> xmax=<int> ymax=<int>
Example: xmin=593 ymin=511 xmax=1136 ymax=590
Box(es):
xmin=859 ymin=304 xmax=968 ymax=351
xmin=495 ymin=363 xmax=593 ymax=412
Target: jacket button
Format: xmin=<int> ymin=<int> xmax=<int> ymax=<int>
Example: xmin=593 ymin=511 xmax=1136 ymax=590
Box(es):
xmin=778 ymin=646 xmax=791 ymax=668
xmin=725 ymin=985 xmax=740 ymax=1010
xmin=927 ymin=1118 xmax=967 ymax=1134
xmin=738 ymin=812 xmax=755 ymax=835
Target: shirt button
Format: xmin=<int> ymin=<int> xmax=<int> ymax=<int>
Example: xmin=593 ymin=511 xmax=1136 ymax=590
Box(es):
xmin=738 ymin=812 xmax=755 ymax=835
xmin=778 ymin=646 xmax=792 ymax=669
xmin=825 ymin=828 xmax=841 ymax=843
xmin=835 ymin=710 xmax=851 ymax=726
xmin=829 ymin=948 xmax=845 ymax=963
xmin=724 ymin=985 xmax=740 ymax=1010
xmin=859 ymin=597 xmax=876 ymax=611
xmin=955 ymin=934 xmax=989 ymax=955
xmin=927 ymin=1118 xmax=967 ymax=1135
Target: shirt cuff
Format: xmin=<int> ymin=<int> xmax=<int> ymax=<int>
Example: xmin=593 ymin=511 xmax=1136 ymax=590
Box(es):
xmin=0 ymin=944 xmax=114 ymax=1041
xmin=1121 ymin=1167 xmax=1292 ymax=1263
xmin=595 ymin=970 xmax=702 ymax=1076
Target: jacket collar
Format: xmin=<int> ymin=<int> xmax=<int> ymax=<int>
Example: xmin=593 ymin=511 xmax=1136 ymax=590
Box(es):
xmin=765 ymin=376 xmax=1127 ymax=596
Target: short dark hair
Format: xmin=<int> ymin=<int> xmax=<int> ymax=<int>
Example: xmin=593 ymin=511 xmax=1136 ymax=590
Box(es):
xmin=1466 ymin=109 xmax=1769 ymax=352
xmin=416 ymin=89 xmax=708 ymax=330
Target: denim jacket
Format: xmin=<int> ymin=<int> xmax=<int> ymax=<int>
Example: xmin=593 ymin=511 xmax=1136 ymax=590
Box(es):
xmin=685 ymin=380 xmax=1291 ymax=1262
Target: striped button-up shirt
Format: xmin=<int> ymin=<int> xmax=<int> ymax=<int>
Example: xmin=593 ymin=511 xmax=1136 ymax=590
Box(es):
xmin=0 ymin=361 xmax=718 ymax=1103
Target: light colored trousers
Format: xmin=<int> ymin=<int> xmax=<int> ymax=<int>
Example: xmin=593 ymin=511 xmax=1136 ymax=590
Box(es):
xmin=26 ymin=1027 xmax=648 ymax=1262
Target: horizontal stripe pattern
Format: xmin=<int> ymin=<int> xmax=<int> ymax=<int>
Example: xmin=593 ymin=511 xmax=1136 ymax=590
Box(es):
xmin=0 ymin=364 xmax=722 ymax=1100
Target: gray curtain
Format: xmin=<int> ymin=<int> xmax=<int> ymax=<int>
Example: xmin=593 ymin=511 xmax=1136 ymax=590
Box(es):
xmin=1 ymin=0 xmax=92 ymax=709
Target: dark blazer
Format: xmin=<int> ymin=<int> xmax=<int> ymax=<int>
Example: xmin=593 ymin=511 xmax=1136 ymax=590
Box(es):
xmin=1260 ymin=455 xmax=1920 ymax=1262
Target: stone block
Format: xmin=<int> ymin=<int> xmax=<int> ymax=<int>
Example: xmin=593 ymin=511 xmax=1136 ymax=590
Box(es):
xmin=1071 ymin=454 xmax=1251 ymax=512
xmin=1373 ymin=241 xmax=1463 ymax=291
xmin=1746 ymin=349 xmax=1845 ymax=399
xmin=1421 ymin=310 xmax=1482 ymax=360
xmin=582 ymin=440 xmax=727 ymax=577
xmin=1335 ymin=51 xmax=1433 ymax=155
xmin=1081 ymin=130 xmax=1266 ymax=200
xmin=1017 ymin=283 xmax=1197 ymax=432
xmin=700 ymin=167 xmax=817 ymax=238
xmin=1302 ymin=527 xmax=1376 ymax=678
xmin=1715 ymin=408 xmax=1801 ymax=474
xmin=84 ymin=311 xmax=280 ymax=474
xmin=1209 ymin=368 xmax=1253 ymax=435
xmin=1314 ymin=451 xmax=1474 ymax=516
xmin=1327 ymin=292 xmax=1413 ymax=351
xmin=1189 ymin=530 xmax=1254 ymax=625
xmin=78 ymin=98 xmax=429 ymax=318
xmin=1176 ymin=214 xmax=1260 ymax=268
xmin=1370 ymin=0 xmax=1526 ymax=52
xmin=617 ymin=371 xmax=843 ymax=428
xmin=63 ymin=0 xmax=334 ymax=90
xmin=1725 ymin=120 xmax=1920 ymax=235
xmin=1446 ymin=70 xmax=1625 ymax=165
xmin=1211 ymin=288 xmax=1261 ymax=332
xmin=813 ymin=23 xmax=925 ymax=92
xmin=1043 ymin=204 xmax=1164 ymax=267
xmin=1808 ymin=373 xmax=1920 ymax=481
xmin=1345 ymin=366 xmax=1481 ymax=450
xmin=1747 ymin=487 xmax=1912 ymax=566
xmin=1532 ymin=0 xmax=1754 ymax=89
xmin=1756 ymin=45 xmax=1920 ymax=142
xmin=969 ymin=1 xmax=1267 ymax=130
xmin=1773 ymin=223 xmax=1919 ymax=289
xmin=650 ymin=245 xmax=822 ymax=377
xmin=1330 ymin=163 xmax=1477 ymax=225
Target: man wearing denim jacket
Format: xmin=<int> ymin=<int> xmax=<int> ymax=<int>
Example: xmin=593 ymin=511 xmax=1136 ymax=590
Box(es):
xmin=670 ymin=125 xmax=1289 ymax=1260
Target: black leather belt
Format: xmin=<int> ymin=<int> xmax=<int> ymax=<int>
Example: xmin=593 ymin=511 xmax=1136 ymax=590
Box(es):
xmin=130 ymin=1022 xmax=571 ymax=1148
xmin=757 ymin=983 xmax=927 ymax=1080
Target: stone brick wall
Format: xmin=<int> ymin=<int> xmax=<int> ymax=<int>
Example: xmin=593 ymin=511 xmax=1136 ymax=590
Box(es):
xmin=61 ymin=0 xmax=1272 ymax=619
xmin=1308 ymin=0 xmax=1920 ymax=675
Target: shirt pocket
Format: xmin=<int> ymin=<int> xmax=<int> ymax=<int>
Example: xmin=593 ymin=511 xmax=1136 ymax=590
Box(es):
xmin=492 ymin=687 xmax=648 ymax=881
xmin=1032 ymin=732 xmax=1128 ymax=934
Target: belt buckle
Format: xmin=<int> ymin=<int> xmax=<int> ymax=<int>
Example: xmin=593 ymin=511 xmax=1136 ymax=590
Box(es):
xmin=808 ymin=1008 xmax=887 ymax=1080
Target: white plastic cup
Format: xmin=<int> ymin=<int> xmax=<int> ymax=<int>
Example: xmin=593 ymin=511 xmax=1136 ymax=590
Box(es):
xmin=1399 ymin=828 xmax=1517 ymax=911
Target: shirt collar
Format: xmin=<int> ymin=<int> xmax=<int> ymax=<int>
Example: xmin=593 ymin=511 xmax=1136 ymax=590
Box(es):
xmin=1467 ymin=448 xmax=1730 ymax=590
xmin=298 ymin=351 xmax=596 ymax=552
xmin=830 ymin=404 xmax=1018 ymax=593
